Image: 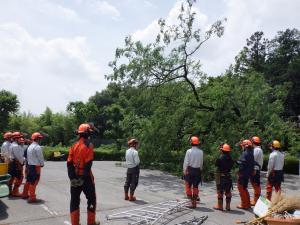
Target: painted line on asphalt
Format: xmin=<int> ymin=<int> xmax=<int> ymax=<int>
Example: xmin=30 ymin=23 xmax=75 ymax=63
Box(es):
xmin=41 ymin=204 xmax=59 ymax=217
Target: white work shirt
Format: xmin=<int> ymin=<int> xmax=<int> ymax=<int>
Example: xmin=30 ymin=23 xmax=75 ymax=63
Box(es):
xmin=27 ymin=142 xmax=44 ymax=166
xmin=253 ymin=146 xmax=264 ymax=170
xmin=267 ymin=150 xmax=284 ymax=174
xmin=10 ymin=142 xmax=25 ymax=164
xmin=1 ymin=141 xmax=11 ymax=162
xmin=183 ymin=146 xmax=203 ymax=172
xmin=125 ymin=147 xmax=140 ymax=168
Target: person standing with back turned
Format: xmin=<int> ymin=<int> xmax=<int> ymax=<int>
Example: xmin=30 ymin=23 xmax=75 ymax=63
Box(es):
xmin=266 ymin=140 xmax=284 ymax=201
xmin=67 ymin=123 xmax=100 ymax=225
xmin=183 ymin=136 xmax=203 ymax=208
xmin=250 ymin=136 xmax=263 ymax=206
xmin=27 ymin=132 xmax=45 ymax=203
xmin=124 ymin=138 xmax=140 ymax=201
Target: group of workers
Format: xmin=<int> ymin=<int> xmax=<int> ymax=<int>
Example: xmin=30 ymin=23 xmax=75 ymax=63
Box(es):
xmin=1 ymin=124 xmax=286 ymax=225
xmin=0 ymin=131 xmax=45 ymax=203
xmin=182 ymin=136 xmax=285 ymax=211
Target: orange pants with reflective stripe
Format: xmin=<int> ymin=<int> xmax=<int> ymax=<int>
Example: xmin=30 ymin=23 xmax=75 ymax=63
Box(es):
xmin=266 ymin=181 xmax=281 ymax=201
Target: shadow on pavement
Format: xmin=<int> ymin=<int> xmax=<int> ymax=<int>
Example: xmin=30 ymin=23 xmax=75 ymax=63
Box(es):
xmin=131 ymin=199 xmax=148 ymax=205
xmin=194 ymin=206 xmax=214 ymax=212
xmin=0 ymin=200 xmax=9 ymax=220
xmin=225 ymin=209 xmax=245 ymax=215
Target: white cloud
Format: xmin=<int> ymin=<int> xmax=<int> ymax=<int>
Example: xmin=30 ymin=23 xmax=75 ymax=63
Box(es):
xmin=94 ymin=1 xmax=120 ymax=18
xmin=31 ymin=0 xmax=84 ymax=22
xmin=0 ymin=23 xmax=106 ymax=114
xmin=133 ymin=1 xmax=208 ymax=42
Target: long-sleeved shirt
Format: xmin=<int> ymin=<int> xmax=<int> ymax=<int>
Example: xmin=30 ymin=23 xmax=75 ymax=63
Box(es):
xmin=1 ymin=141 xmax=11 ymax=162
xmin=253 ymin=146 xmax=264 ymax=170
xmin=10 ymin=142 xmax=25 ymax=164
xmin=27 ymin=142 xmax=44 ymax=166
xmin=125 ymin=147 xmax=140 ymax=168
xmin=183 ymin=146 xmax=203 ymax=172
xmin=215 ymin=153 xmax=234 ymax=174
xmin=237 ymin=147 xmax=254 ymax=176
xmin=267 ymin=149 xmax=284 ymax=175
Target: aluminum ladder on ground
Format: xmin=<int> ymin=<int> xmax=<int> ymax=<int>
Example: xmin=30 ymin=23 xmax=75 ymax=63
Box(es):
xmin=106 ymin=199 xmax=191 ymax=225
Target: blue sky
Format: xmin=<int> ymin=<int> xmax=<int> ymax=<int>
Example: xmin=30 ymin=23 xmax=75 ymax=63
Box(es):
xmin=0 ymin=0 xmax=299 ymax=114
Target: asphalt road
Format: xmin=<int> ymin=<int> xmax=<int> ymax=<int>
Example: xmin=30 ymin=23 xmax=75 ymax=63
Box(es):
xmin=0 ymin=161 xmax=299 ymax=225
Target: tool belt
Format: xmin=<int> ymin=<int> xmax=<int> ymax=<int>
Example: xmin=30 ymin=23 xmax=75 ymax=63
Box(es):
xmin=216 ymin=172 xmax=232 ymax=192
xmin=268 ymin=170 xmax=284 ymax=185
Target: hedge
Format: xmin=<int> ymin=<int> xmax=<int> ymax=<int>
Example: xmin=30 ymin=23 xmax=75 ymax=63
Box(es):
xmin=43 ymin=145 xmax=125 ymax=161
xmin=262 ymin=155 xmax=299 ymax=175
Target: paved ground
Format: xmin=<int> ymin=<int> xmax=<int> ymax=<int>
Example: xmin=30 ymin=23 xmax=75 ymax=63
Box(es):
xmin=0 ymin=161 xmax=299 ymax=225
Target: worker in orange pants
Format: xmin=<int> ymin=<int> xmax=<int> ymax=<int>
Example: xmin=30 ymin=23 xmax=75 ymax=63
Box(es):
xmin=250 ymin=136 xmax=263 ymax=206
xmin=67 ymin=123 xmax=100 ymax=225
xmin=183 ymin=136 xmax=203 ymax=208
xmin=236 ymin=140 xmax=255 ymax=210
xmin=26 ymin=132 xmax=45 ymax=203
xmin=266 ymin=140 xmax=284 ymax=201
xmin=9 ymin=132 xmax=25 ymax=197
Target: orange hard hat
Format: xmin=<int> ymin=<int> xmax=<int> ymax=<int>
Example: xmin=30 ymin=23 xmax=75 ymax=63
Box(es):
xmin=221 ymin=143 xmax=231 ymax=152
xmin=241 ymin=139 xmax=252 ymax=148
xmin=31 ymin=132 xmax=43 ymax=140
xmin=12 ymin=132 xmax=23 ymax=139
xmin=190 ymin=136 xmax=200 ymax=145
xmin=251 ymin=136 xmax=261 ymax=144
xmin=128 ymin=138 xmax=138 ymax=146
xmin=77 ymin=123 xmax=92 ymax=134
xmin=3 ymin=132 xmax=12 ymax=139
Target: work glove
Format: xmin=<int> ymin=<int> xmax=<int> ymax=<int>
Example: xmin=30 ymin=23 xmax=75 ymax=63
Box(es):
xmin=70 ymin=178 xmax=84 ymax=187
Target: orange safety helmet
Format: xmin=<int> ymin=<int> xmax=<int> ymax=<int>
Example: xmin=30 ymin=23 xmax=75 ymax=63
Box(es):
xmin=12 ymin=132 xmax=23 ymax=139
xmin=77 ymin=123 xmax=93 ymax=134
xmin=251 ymin=136 xmax=261 ymax=145
xmin=31 ymin=132 xmax=43 ymax=140
xmin=190 ymin=136 xmax=200 ymax=145
xmin=241 ymin=139 xmax=252 ymax=148
xmin=128 ymin=138 xmax=138 ymax=146
xmin=3 ymin=132 xmax=12 ymax=139
xmin=221 ymin=143 xmax=231 ymax=152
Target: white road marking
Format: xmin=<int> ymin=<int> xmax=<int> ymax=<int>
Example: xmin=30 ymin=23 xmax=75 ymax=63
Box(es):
xmin=41 ymin=204 xmax=56 ymax=216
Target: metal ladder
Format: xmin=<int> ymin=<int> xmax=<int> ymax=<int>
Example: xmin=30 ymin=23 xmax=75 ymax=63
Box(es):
xmin=106 ymin=199 xmax=191 ymax=225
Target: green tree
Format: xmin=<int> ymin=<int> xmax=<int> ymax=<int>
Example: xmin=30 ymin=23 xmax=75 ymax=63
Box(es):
xmin=107 ymin=0 xmax=225 ymax=111
xmin=0 ymin=90 xmax=19 ymax=134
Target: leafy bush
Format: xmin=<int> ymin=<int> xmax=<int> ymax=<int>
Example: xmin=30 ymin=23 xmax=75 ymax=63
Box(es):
xmin=43 ymin=144 xmax=125 ymax=161
xmin=262 ymin=154 xmax=299 ymax=175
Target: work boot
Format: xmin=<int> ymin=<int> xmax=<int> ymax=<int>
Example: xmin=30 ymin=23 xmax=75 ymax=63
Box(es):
xmin=191 ymin=195 xmax=197 ymax=208
xmin=87 ymin=211 xmax=100 ymax=225
xmin=124 ymin=192 xmax=129 ymax=200
xmin=225 ymin=198 xmax=231 ymax=211
xmin=213 ymin=198 xmax=223 ymax=211
xmin=70 ymin=209 xmax=80 ymax=225
xmin=236 ymin=204 xmax=251 ymax=210
xmin=11 ymin=187 xmax=22 ymax=197
xmin=129 ymin=194 xmax=136 ymax=201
